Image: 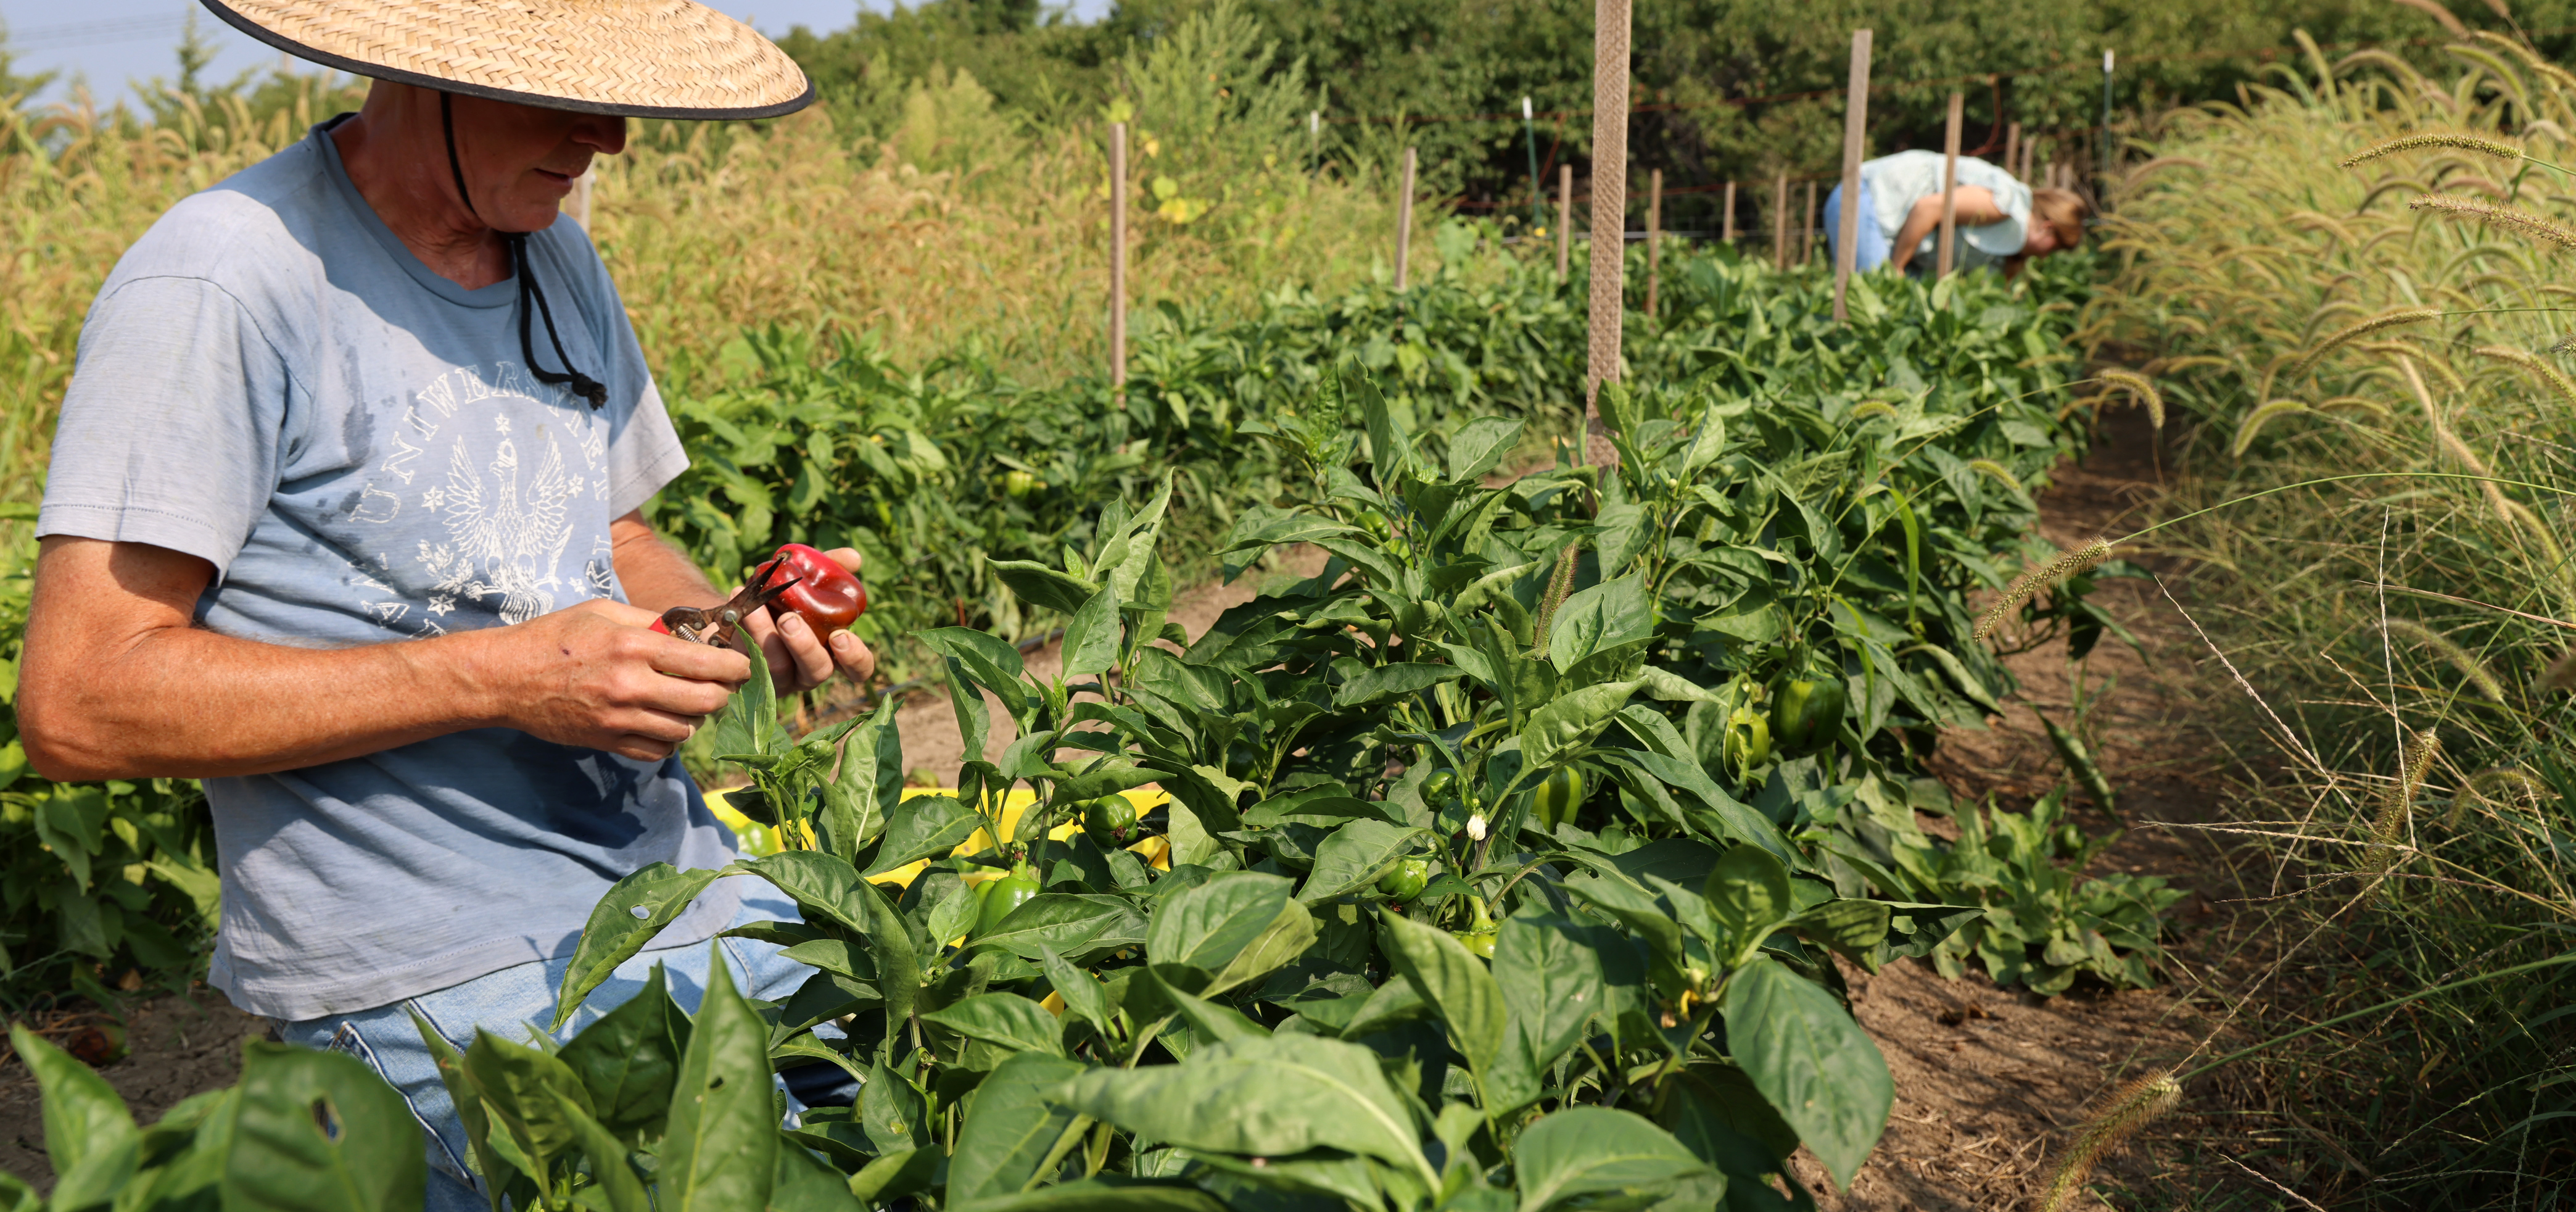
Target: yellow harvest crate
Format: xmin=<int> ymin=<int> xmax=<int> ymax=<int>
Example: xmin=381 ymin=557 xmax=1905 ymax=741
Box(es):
xmin=706 ymin=784 xmax=1171 ymax=887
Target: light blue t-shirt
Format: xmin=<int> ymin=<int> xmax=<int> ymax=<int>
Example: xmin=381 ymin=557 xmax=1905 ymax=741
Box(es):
xmin=37 ymin=118 xmax=743 ymax=1020
xmin=1860 ymin=150 xmax=2034 ymax=271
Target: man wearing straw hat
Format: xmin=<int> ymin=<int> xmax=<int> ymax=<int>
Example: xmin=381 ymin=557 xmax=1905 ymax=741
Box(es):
xmin=15 ymin=0 xmax=861 ymax=1202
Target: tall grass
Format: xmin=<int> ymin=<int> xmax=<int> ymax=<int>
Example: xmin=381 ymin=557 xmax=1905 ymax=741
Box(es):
xmin=2092 ymin=29 xmax=2576 ymax=1206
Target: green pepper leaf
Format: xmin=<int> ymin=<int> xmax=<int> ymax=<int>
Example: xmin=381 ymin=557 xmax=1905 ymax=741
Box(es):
xmin=1721 ymin=957 xmax=1892 ymax=1189
xmin=1377 ymin=908 xmax=1508 ymax=1081
xmin=1051 ymin=1035 xmax=1436 ymax=1188
xmin=551 ymin=863 xmax=722 ymax=1032
xmin=1512 ymin=1106 xmax=1711 ymax=1212
xmin=9 ymin=1023 xmax=138 ymax=1211
xmin=221 ymin=1042 xmax=425 ymax=1212
xmin=922 ymin=992 xmax=1067 ymax=1056
xmin=658 ymin=945 xmax=778 ymax=1211
xmin=947 ymin=1052 xmax=1090 ymax=1205
xmin=556 ymin=963 xmax=691 ymax=1139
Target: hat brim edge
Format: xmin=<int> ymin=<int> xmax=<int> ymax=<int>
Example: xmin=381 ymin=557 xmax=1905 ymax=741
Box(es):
xmin=198 ymin=0 xmax=816 ymax=121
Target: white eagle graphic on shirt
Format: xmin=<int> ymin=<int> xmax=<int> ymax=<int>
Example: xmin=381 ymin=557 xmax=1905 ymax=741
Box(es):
xmin=420 ymin=418 xmax=580 ymax=625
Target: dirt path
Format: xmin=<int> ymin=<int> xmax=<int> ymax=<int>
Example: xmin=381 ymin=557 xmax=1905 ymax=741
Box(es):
xmin=2 ymin=417 xmax=2246 ymax=1206
xmin=0 ymin=994 xmax=269 ymax=1185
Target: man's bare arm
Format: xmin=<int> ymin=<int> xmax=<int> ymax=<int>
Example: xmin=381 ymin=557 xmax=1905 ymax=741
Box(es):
xmin=609 ymin=510 xmax=875 ymax=693
xmin=16 ymin=536 xmax=749 ymax=781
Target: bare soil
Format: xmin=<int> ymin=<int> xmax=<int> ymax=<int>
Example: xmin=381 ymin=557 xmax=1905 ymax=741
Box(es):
xmin=0 ymin=992 xmax=270 ymax=1189
xmin=0 ymin=411 xmax=2253 ymax=1207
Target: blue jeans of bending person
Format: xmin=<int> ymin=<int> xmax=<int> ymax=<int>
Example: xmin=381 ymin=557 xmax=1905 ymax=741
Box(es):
xmin=1821 ymin=178 xmax=1893 ymax=273
xmin=276 ymin=881 xmax=833 ymax=1212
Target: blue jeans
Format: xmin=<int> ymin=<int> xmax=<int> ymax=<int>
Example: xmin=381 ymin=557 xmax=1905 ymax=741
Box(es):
xmin=278 ymin=879 xmax=821 ymax=1212
xmin=1822 ymin=180 xmax=1893 ymax=273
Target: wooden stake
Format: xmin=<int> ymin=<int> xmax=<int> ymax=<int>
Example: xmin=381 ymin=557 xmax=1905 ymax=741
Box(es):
xmin=1772 ymin=172 xmax=1788 ymax=270
xmin=1395 ymin=146 xmax=1418 ymax=291
xmin=1936 ymin=91 xmax=1962 ymax=278
xmin=1645 ymin=169 xmax=1662 ymax=318
xmin=2005 ymin=121 xmax=2023 ymax=183
xmin=1803 ymin=178 xmax=1817 ymax=264
xmin=1110 ymin=122 xmax=1128 ymax=398
xmin=1722 ymin=181 xmax=1736 ymax=244
xmin=1832 ymin=29 xmax=1873 ymax=323
xmin=1557 ymin=164 xmax=1573 ymax=278
xmin=1583 ymin=0 xmax=1632 ymax=454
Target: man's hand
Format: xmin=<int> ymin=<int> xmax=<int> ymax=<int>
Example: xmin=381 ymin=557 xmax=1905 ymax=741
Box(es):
xmin=493 ymin=599 xmax=750 ymax=761
xmin=611 ymin=513 xmax=877 ymax=696
xmin=739 ymin=546 xmax=877 ymax=694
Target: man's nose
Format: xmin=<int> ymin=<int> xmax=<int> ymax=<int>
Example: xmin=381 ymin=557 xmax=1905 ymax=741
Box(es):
xmin=571 ymin=115 xmax=629 ymax=157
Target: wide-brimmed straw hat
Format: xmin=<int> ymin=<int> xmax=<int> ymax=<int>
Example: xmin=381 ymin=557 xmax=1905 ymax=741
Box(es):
xmin=199 ymin=0 xmax=812 ymax=120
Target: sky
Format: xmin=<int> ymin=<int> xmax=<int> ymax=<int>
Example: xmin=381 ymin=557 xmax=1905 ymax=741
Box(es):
xmin=4 ymin=0 xmax=1113 ymax=112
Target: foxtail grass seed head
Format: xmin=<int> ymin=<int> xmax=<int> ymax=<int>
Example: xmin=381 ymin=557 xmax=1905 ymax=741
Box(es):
xmin=1975 ymin=539 xmax=2112 ymax=642
xmin=2472 ymin=344 xmax=2576 ymax=409
xmin=1967 ymin=459 xmax=2025 ymax=492
xmin=2373 ymin=728 xmax=2442 ymax=847
xmin=2366 ymin=729 xmax=2442 ymax=899
xmin=2231 ymin=399 xmax=2313 ymax=457
xmin=2454 ymin=765 xmax=2545 ymax=828
xmin=1849 ymin=401 xmax=1899 ymax=422
xmin=2384 ymin=618 xmax=2506 ymax=702
xmin=2038 ymin=1071 xmax=2184 ymax=1212
xmin=2287 ymin=309 xmax=2440 ymax=381
xmin=2409 ymin=193 xmax=2576 ymax=252
xmin=2342 ymin=130 xmax=2527 ymax=167
xmin=2095 ymin=369 xmax=2166 ymax=430
xmin=1530 ymin=541 xmax=1579 ymax=655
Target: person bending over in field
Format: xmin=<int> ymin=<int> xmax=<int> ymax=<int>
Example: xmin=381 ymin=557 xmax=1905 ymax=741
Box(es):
xmin=1822 ymin=148 xmax=2090 ymax=278
xmin=16 ymin=1 xmax=861 ymax=1205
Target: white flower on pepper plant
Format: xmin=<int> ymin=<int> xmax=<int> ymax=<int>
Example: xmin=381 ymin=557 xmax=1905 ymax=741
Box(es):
xmin=1466 ymin=813 xmax=1487 ymax=841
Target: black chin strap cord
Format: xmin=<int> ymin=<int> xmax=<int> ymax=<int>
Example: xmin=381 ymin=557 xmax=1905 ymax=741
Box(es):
xmin=440 ymin=91 xmax=608 ymax=410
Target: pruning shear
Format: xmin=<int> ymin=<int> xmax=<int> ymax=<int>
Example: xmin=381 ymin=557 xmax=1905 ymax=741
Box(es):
xmin=650 ymin=555 xmax=799 ymax=648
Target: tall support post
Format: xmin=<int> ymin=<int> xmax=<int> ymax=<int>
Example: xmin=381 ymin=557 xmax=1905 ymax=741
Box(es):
xmin=1557 ymin=164 xmax=1574 ymax=278
xmin=2005 ymin=121 xmax=2023 ymax=183
xmin=1936 ymin=91 xmax=1963 ymax=278
xmin=1645 ymin=169 xmax=1662 ymax=318
xmin=1308 ymin=110 xmax=1319 ymax=177
xmin=1522 ymin=96 xmax=1544 ymax=231
xmin=1722 ymin=181 xmax=1736 ymax=244
xmin=1831 ymin=28 xmax=1873 ymax=323
xmin=2100 ymin=50 xmax=2116 ymax=204
xmin=1110 ymin=122 xmax=1128 ymax=399
xmin=1395 ymin=146 xmax=1418 ymax=291
xmin=1583 ymin=0 xmax=1633 ymax=462
xmin=1772 ymin=172 xmax=1788 ymax=270
xmin=1803 ymin=179 xmax=1817 ymax=264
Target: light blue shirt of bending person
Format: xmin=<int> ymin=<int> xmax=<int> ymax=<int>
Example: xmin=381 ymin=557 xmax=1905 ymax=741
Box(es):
xmin=1825 ymin=149 xmax=2034 ymax=275
xmin=35 ymin=118 xmax=745 ymax=1022
xmin=1865 ymin=149 xmax=2033 ymax=271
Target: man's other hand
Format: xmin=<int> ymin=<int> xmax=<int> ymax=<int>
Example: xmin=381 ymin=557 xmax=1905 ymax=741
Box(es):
xmin=741 ymin=546 xmax=876 ymax=694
